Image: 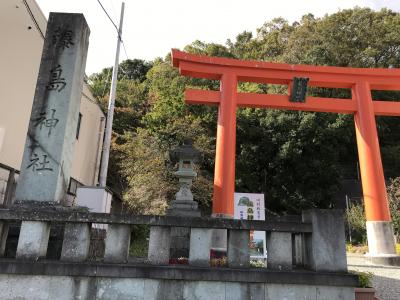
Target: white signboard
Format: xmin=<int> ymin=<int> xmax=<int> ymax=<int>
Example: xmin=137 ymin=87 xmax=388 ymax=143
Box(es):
xmin=234 ymin=193 xmax=266 ymax=258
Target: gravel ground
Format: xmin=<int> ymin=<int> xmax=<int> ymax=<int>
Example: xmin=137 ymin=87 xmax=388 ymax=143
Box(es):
xmin=347 ymin=253 xmax=400 ymax=300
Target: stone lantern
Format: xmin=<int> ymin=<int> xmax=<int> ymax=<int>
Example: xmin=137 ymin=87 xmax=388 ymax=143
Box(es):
xmin=167 ymin=139 xmax=201 ymax=217
xmin=167 ymin=139 xmax=202 ymax=258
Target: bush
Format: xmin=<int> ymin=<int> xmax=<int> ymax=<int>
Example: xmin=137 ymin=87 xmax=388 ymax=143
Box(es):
xmin=129 ymin=225 xmax=149 ymax=257
xmin=345 ymin=177 xmax=400 ymax=246
xmin=210 ymin=257 xmax=227 ymax=267
xmin=346 ymin=243 xmax=368 ymax=254
xmin=387 ymin=178 xmax=400 ymax=241
xmin=351 ymin=271 xmax=373 ymax=288
xmin=345 ymin=202 xmax=367 ymax=244
xmin=250 ymin=259 xmax=266 ymax=268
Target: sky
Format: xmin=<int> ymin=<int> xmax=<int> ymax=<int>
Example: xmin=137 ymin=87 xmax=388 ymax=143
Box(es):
xmin=36 ymin=0 xmax=400 ymax=75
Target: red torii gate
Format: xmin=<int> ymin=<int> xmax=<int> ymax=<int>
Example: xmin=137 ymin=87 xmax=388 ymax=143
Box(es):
xmin=171 ymin=49 xmax=400 ymax=256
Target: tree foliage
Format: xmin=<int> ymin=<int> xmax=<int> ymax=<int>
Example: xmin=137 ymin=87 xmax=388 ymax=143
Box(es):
xmin=345 ymin=202 xmax=367 ymax=244
xmin=387 ymin=178 xmax=400 ymax=240
xmin=345 ymin=178 xmax=400 ymax=244
xmin=89 ymin=7 xmax=400 ymax=215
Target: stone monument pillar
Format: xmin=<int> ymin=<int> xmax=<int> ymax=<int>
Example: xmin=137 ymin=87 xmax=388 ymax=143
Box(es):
xmin=15 ymin=13 xmax=89 ymax=204
xmin=167 ymin=139 xmax=201 ymax=258
xmin=13 ymin=13 xmax=90 ymax=260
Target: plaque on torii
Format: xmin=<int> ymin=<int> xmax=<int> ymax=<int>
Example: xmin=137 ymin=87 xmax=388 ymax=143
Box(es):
xmin=172 ymin=49 xmax=400 ymax=257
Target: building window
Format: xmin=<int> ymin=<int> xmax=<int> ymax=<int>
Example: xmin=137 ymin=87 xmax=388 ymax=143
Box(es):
xmin=67 ymin=177 xmax=83 ymax=196
xmin=76 ymin=113 xmax=82 ymax=139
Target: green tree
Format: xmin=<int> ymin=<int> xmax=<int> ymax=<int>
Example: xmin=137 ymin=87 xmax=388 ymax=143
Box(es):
xmin=184 ymin=40 xmax=234 ymax=58
xmin=119 ymin=59 xmax=153 ymax=82
xmin=345 ymin=203 xmax=367 ymax=244
xmin=256 ymin=17 xmax=295 ymax=61
xmin=119 ymin=129 xmax=172 ymax=214
xmin=387 ymin=178 xmax=400 ymax=240
xmin=88 ymin=7 xmax=400 ymax=216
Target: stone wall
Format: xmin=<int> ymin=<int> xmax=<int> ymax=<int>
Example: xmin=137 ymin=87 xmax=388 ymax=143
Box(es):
xmin=0 ymin=208 xmax=358 ymax=299
xmin=0 ymin=259 xmax=357 ymax=300
xmin=0 ymin=274 xmax=355 ymax=300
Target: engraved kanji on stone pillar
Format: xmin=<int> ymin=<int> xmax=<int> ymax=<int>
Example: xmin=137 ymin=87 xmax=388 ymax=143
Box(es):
xmin=15 ymin=13 xmax=90 ymax=204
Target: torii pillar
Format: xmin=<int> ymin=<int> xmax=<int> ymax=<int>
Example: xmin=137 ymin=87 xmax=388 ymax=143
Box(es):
xmin=172 ymin=49 xmax=399 ymax=263
xmin=354 ymin=82 xmax=396 ymax=259
xmin=213 ymin=72 xmax=237 ymax=218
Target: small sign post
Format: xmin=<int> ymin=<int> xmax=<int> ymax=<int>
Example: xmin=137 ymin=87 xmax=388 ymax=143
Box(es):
xmin=234 ymin=193 xmax=266 ymax=259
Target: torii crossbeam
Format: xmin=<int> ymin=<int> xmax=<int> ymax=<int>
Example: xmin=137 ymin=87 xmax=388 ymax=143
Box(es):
xmin=172 ymin=49 xmax=400 ymax=258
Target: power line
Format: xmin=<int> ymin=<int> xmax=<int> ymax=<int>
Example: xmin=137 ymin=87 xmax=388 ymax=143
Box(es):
xmin=96 ymin=0 xmax=119 ymax=33
xmin=96 ymin=0 xmax=130 ymax=60
xmin=122 ymin=41 xmax=129 ymax=60
xmin=25 ymin=0 xmax=101 ymax=103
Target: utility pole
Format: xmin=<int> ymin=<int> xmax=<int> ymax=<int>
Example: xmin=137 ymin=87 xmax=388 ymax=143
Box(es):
xmin=99 ymin=2 xmax=125 ymax=187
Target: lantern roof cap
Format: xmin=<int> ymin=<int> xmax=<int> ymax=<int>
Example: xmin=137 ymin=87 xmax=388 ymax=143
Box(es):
xmin=170 ymin=139 xmax=200 ymax=163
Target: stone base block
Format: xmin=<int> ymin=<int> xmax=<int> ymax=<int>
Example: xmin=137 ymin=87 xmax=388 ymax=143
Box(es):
xmin=61 ymin=223 xmax=90 ymax=262
xmin=148 ymin=226 xmax=171 ymax=265
xmin=210 ymin=213 xmax=232 ymax=252
xmin=266 ymin=232 xmax=292 ymax=270
xmin=365 ymin=254 xmax=400 ymax=266
xmin=16 ymin=221 xmax=50 ymax=260
xmin=366 ymin=221 xmax=396 ymax=255
xmin=104 ymin=224 xmax=131 ymax=263
xmin=211 ymin=229 xmax=227 ymax=252
xmin=302 ymin=209 xmax=347 ymax=272
xmin=228 ymin=229 xmax=249 ymax=268
xmin=189 ymin=228 xmax=212 ymax=267
xmin=167 ymin=200 xmax=200 ymax=217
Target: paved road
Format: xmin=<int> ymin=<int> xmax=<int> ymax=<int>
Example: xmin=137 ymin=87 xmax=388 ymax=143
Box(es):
xmin=347 ymin=253 xmax=400 ymax=300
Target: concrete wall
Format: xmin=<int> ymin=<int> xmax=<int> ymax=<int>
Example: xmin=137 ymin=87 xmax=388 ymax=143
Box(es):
xmin=71 ymin=85 xmax=105 ymax=186
xmin=0 ymin=0 xmax=44 ymax=170
xmin=0 ymin=0 xmax=104 ymax=186
xmin=0 ymin=274 xmax=355 ymax=300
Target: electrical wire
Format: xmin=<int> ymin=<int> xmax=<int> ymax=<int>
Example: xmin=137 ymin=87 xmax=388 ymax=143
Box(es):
xmin=96 ymin=0 xmax=130 ymax=60
xmin=24 ymin=0 xmax=101 ymax=104
xmin=122 ymin=41 xmax=129 ymax=60
xmin=96 ymin=0 xmax=119 ymax=34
